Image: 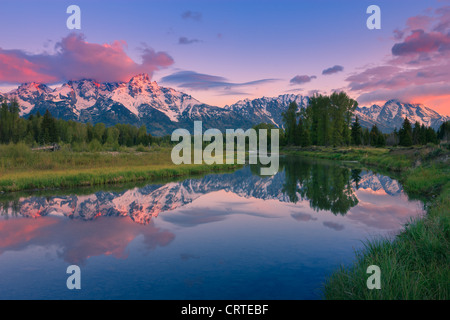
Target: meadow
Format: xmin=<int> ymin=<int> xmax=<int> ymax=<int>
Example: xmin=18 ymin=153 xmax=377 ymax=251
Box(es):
xmin=0 ymin=142 xmax=241 ymax=192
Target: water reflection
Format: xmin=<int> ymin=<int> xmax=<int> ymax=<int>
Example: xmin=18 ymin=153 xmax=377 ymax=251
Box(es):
xmin=1 ymin=157 xmax=406 ymax=223
xmin=279 ymin=158 xmax=358 ymax=215
xmin=0 ymin=156 xmax=424 ymax=299
xmin=0 ymin=216 xmax=174 ymax=264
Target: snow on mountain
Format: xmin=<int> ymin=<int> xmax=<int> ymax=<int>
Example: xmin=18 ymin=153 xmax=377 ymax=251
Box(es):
xmin=1 ymin=75 xmax=448 ymax=135
xmin=356 ymin=171 xmax=401 ymax=196
xmin=225 ymin=94 xmax=309 ymax=128
xmin=355 ymin=99 xmax=449 ymax=132
xmin=7 ymin=82 xmax=53 ymax=115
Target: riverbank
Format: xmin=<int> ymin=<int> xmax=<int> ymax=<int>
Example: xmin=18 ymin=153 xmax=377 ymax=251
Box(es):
xmin=0 ymin=143 xmax=241 ymax=192
xmin=283 ymin=145 xmax=449 ymax=299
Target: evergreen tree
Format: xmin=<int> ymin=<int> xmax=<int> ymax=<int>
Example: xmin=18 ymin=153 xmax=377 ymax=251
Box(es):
xmin=437 ymin=121 xmax=450 ymax=142
xmin=412 ymin=121 xmax=421 ymax=145
xmin=369 ymin=125 xmax=382 ymax=147
xmin=399 ymin=117 xmax=413 ymax=146
xmin=425 ymin=127 xmax=438 ymax=144
xmin=282 ymin=101 xmax=298 ymax=145
xmin=296 ymin=118 xmax=310 ymax=147
xmin=362 ymin=127 xmax=370 ymax=146
xmin=40 ymin=110 xmax=58 ymax=144
xmin=351 ymin=116 xmax=362 ymax=145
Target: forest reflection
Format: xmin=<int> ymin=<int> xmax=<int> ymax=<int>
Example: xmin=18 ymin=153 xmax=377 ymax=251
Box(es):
xmin=252 ymin=157 xmax=360 ymax=215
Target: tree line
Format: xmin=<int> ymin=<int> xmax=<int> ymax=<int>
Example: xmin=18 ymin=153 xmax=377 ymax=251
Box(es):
xmin=281 ymin=92 xmax=449 ymax=147
xmin=1 ymin=94 xmax=449 ymax=150
xmin=0 ymin=98 xmax=171 ymax=149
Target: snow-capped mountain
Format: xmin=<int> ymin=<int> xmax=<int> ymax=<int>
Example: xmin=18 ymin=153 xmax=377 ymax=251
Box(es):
xmin=1 ymin=75 xmax=448 ymax=135
xmin=224 ymin=94 xmax=309 ymax=128
xmin=354 ymin=99 xmax=449 ymax=133
xmin=355 ymin=170 xmax=402 ymax=196
xmin=3 ymin=74 xmax=249 ymax=135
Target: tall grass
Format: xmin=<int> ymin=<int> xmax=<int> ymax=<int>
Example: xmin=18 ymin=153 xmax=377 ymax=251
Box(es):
xmin=322 ymin=213 xmax=449 ymax=299
xmin=0 ymin=143 xmax=241 ymax=192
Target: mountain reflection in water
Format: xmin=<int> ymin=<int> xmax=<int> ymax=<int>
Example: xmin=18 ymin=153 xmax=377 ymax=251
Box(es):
xmin=1 ymin=157 xmax=404 ymax=224
xmin=0 ymin=157 xmax=425 ymax=299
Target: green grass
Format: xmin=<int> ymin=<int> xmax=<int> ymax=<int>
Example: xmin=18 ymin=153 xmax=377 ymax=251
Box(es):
xmin=282 ymin=146 xmax=413 ymax=171
xmin=322 ymin=212 xmax=449 ymax=299
xmin=0 ymin=143 xmax=242 ymax=192
xmin=283 ymin=145 xmax=450 ymax=299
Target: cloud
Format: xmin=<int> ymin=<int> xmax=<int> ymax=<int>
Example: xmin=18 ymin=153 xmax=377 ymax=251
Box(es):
xmin=356 ymin=83 xmax=450 ymax=104
xmin=290 ymin=75 xmax=316 ymax=85
xmin=178 ymin=37 xmax=201 ymax=45
xmin=406 ymin=15 xmax=433 ymax=30
xmin=0 ymin=33 xmax=174 ymax=84
xmin=181 ymin=10 xmax=202 ymax=21
xmin=0 ymin=216 xmax=175 ymax=264
xmin=322 ymin=65 xmax=344 ymax=75
xmin=161 ymin=70 xmax=278 ymax=90
xmin=345 ymin=5 xmax=450 ymax=114
xmin=322 ymin=221 xmax=344 ymax=231
xmin=291 ymin=212 xmax=317 ymax=222
xmin=391 ymin=29 xmax=450 ymax=56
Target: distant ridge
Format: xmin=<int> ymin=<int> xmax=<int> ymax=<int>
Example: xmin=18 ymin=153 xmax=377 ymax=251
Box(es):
xmin=1 ymin=74 xmax=448 ymax=135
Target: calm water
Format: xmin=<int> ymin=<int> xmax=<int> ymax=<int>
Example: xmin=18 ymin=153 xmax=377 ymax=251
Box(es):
xmin=0 ymin=156 xmax=424 ymax=299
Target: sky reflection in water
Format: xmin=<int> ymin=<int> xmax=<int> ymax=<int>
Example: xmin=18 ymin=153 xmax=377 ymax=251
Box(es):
xmin=0 ymin=157 xmax=424 ymax=299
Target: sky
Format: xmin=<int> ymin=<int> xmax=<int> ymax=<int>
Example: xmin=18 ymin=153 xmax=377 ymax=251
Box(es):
xmin=0 ymin=0 xmax=449 ymax=115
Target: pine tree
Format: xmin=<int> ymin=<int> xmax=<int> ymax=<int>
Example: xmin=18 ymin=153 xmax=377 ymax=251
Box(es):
xmin=351 ymin=116 xmax=362 ymax=145
xmin=282 ymin=101 xmax=298 ymax=145
xmin=370 ymin=125 xmax=382 ymax=147
xmin=437 ymin=121 xmax=450 ymax=142
xmin=362 ymin=128 xmax=370 ymax=146
xmin=412 ymin=121 xmax=421 ymax=145
xmin=399 ymin=117 xmax=413 ymax=146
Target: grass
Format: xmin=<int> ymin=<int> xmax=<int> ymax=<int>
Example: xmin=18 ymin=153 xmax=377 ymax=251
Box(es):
xmin=282 ymin=146 xmax=413 ymax=171
xmin=0 ymin=143 xmax=242 ymax=192
xmin=282 ymin=145 xmax=449 ymax=300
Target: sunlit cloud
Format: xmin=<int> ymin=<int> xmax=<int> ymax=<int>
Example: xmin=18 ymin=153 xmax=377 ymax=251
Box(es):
xmin=0 ymin=33 xmax=174 ymax=84
xmin=345 ymin=5 xmax=450 ymax=114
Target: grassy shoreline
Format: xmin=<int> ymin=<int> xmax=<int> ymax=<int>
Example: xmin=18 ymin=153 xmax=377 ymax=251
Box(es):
xmin=282 ymin=145 xmax=449 ymax=300
xmin=0 ymin=144 xmax=242 ymax=192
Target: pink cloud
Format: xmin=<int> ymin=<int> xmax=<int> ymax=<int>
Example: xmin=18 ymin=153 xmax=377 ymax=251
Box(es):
xmin=0 ymin=33 xmax=174 ymax=84
xmin=345 ymin=5 xmax=450 ymax=114
xmin=392 ymin=29 xmax=450 ymax=56
xmin=0 ymin=216 xmax=175 ymax=264
xmin=406 ymin=15 xmax=433 ymax=30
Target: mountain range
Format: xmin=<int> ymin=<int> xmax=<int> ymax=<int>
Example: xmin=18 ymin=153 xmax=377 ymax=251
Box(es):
xmin=0 ymin=73 xmax=448 ymax=135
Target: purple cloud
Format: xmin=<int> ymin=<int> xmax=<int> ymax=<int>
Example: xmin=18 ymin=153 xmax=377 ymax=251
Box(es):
xmin=290 ymin=75 xmax=316 ymax=85
xmin=392 ymin=29 xmax=450 ymax=56
xmin=322 ymin=65 xmax=344 ymax=75
xmin=161 ymin=70 xmax=278 ymax=90
xmin=178 ymin=37 xmax=201 ymax=45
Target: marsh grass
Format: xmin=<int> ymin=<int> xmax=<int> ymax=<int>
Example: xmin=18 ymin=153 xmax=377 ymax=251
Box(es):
xmin=0 ymin=143 xmax=241 ymax=192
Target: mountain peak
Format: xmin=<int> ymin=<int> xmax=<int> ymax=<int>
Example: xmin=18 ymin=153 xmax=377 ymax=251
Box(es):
xmin=17 ymin=82 xmax=50 ymax=93
xmin=129 ymin=73 xmax=151 ymax=83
